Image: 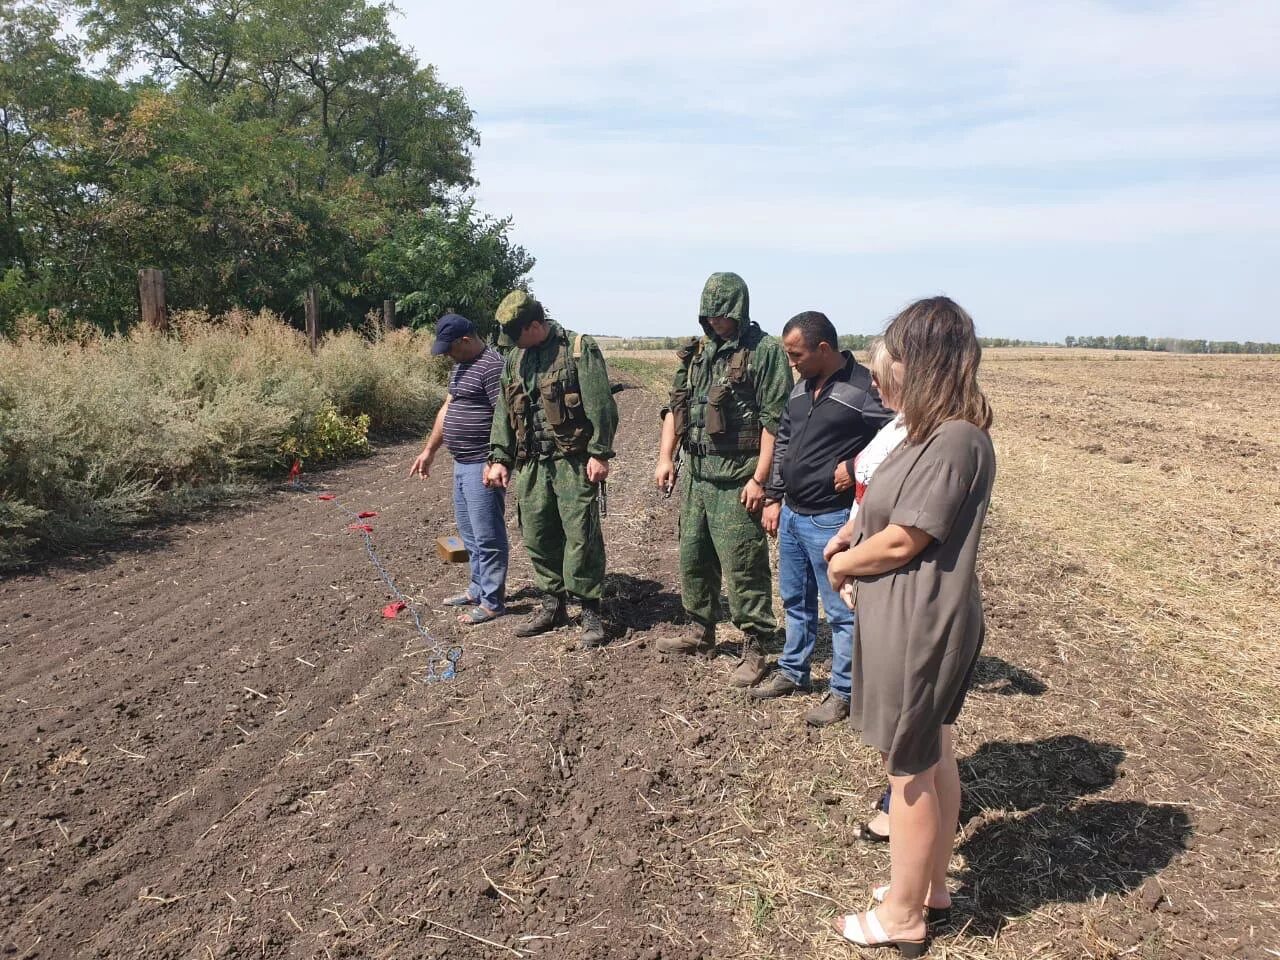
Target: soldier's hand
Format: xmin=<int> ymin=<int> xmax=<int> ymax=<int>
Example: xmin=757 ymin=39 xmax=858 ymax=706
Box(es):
xmin=586 ymin=457 xmax=610 ymax=483
xmin=833 ymin=460 xmax=853 ymax=493
xmin=762 ymin=501 xmax=781 ymax=537
xmin=740 ymin=477 xmax=765 ymax=513
xmin=485 ymin=463 xmax=509 ymax=489
xmin=408 ymin=448 xmax=434 ymax=479
xmin=654 ymin=457 xmax=675 ymax=492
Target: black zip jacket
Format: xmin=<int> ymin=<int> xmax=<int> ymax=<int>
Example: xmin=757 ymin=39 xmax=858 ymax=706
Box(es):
xmin=764 ymin=352 xmax=893 ymax=514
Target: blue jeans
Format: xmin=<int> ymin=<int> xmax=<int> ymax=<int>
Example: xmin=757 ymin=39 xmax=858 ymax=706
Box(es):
xmin=778 ymin=504 xmax=855 ymax=701
xmin=452 ymin=461 xmax=508 ymax=612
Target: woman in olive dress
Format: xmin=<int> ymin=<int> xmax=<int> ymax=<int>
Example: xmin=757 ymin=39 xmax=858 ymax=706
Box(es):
xmin=825 ymin=297 xmax=995 ymax=956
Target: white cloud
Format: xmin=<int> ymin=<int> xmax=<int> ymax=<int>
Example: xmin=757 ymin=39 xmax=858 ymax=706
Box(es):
xmin=394 ymin=0 xmax=1280 ymax=339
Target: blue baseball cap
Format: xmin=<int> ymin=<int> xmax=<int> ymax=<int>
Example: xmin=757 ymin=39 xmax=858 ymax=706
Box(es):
xmin=431 ymin=313 xmax=476 ymax=354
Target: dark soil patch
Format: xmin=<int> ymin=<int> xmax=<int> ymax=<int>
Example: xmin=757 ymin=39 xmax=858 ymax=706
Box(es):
xmin=1 ymin=378 xmax=1276 ymax=959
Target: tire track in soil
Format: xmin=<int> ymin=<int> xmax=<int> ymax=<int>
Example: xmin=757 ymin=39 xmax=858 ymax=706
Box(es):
xmin=2 ymin=382 xmax=746 ymax=959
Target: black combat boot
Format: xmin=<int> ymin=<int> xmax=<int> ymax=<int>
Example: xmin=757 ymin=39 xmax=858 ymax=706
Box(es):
xmin=578 ymin=599 xmax=606 ymax=650
xmin=515 ymin=593 xmax=567 ymax=637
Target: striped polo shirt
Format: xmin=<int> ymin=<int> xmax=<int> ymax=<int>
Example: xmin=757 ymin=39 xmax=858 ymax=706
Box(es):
xmin=444 ymin=346 xmax=503 ymax=464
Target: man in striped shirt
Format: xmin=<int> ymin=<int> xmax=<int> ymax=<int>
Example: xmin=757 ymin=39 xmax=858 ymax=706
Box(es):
xmin=409 ymin=314 xmax=509 ymax=624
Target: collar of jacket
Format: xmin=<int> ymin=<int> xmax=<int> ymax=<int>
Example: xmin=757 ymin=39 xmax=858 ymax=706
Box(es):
xmin=803 ymin=350 xmax=857 ymax=392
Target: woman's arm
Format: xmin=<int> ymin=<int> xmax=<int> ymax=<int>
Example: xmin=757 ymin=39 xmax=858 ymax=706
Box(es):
xmin=827 ymin=523 xmax=932 ymax=582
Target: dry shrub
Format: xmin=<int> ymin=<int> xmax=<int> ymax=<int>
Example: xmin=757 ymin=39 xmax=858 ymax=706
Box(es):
xmin=0 ymin=311 xmax=445 ymax=567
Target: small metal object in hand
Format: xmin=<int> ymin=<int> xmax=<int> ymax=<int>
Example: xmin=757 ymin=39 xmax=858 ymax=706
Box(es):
xmin=599 ymin=481 xmax=608 ymax=517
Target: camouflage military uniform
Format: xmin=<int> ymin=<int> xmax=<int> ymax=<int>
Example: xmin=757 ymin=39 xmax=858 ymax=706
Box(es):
xmin=664 ymin=273 xmax=793 ymax=673
xmin=490 ymin=304 xmax=618 ymax=606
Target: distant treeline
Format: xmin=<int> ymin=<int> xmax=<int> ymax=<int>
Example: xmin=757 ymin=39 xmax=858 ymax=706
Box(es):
xmin=1064 ymin=336 xmax=1280 ymax=354
xmin=601 ymin=335 xmax=1051 ymax=351
xmin=604 ymin=334 xmax=1278 ymax=354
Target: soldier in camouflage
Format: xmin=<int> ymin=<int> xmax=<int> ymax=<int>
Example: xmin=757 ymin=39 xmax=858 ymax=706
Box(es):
xmin=485 ymin=291 xmax=619 ymax=649
xmin=653 ymin=272 xmax=794 ymax=686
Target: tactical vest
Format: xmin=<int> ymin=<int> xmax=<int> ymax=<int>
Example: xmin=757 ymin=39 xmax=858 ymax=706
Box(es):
xmin=669 ymin=335 xmax=762 ymax=455
xmin=504 ymin=329 xmax=592 ymax=462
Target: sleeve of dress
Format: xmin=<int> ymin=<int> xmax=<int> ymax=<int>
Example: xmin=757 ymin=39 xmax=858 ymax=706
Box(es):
xmin=887 ymin=425 xmax=981 ymax=543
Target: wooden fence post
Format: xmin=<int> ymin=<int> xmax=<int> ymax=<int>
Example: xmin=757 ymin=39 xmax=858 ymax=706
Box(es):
xmin=305 ymin=286 xmax=319 ymax=351
xmin=382 ymin=298 xmax=396 ymax=330
xmin=138 ymin=268 xmax=167 ymax=332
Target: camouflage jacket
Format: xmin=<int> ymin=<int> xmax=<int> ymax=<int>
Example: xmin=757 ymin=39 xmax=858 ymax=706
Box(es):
xmin=490 ymin=322 xmax=618 ymax=466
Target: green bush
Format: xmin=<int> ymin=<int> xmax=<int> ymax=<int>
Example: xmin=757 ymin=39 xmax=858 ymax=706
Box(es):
xmin=0 ymin=310 xmax=445 ymax=567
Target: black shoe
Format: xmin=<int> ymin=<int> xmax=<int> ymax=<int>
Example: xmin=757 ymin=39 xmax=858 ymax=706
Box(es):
xmin=515 ymin=594 xmax=567 ymax=637
xmin=579 ymin=604 xmax=606 ymax=649
xmin=748 ymin=671 xmax=808 ymax=700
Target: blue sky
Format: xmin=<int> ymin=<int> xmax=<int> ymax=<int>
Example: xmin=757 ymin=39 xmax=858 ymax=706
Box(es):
xmin=400 ymin=1 xmax=1280 ymax=341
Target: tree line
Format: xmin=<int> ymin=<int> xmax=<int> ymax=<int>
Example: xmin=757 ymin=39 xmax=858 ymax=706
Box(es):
xmin=1064 ymin=336 xmax=1280 ymax=354
xmin=0 ymin=0 xmax=533 ymax=335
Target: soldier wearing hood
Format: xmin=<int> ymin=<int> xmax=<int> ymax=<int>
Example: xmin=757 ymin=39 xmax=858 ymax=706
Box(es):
xmin=486 ymin=291 xmax=619 ymax=649
xmin=653 ymin=272 xmax=793 ymax=686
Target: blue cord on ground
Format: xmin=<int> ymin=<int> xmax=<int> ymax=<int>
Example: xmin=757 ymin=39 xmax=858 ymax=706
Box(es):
xmin=306 ymin=485 xmax=462 ymax=682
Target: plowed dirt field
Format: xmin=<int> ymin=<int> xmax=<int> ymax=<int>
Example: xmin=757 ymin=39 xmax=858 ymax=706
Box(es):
xmin=3 ymin=358 xmax=1278 ymax=960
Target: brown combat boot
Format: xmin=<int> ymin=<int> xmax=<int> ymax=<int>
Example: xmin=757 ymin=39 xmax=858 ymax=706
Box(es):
xmin=804 ymin=692 xmax=850 ymax=727
xmin=728 ymin=638 xmax=768 ymax=688
xmin=515 ymin=593 xmax=567 ymax=637
xmin=655 ymin=623 xmax=715 ymax=656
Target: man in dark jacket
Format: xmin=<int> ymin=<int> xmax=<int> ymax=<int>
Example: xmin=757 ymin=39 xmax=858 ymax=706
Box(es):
xmin=756 ymin=311 xmax=892 ymax=725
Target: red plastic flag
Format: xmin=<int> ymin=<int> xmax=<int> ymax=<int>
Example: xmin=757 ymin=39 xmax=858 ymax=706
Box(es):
xmin=348 ymin=523 xmax=374 ymax=533
xmin=357 ymin=511 xmax=379 ymax=519
xmin=317 ymin=493 xmax=335 ymax=501
xmin=382 ymin=600 xmax=407 ymax=618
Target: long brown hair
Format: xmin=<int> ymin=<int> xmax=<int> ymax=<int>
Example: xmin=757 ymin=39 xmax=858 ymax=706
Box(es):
xmin=883 ymin=297 xmax=993 ymax=443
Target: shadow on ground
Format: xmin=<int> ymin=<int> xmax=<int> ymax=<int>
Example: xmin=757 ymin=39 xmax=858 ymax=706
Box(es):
xmin=953 ymin=736 xmax=1190 ymax=936
xmin=970 ymin=655 xmax=1047 ymax=696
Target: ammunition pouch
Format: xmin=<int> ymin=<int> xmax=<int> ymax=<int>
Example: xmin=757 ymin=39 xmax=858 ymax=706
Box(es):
xmin=704 ymin=382 xmax=730 ymax=435
xmin=668 ymin=386 xmax=690 ymax=440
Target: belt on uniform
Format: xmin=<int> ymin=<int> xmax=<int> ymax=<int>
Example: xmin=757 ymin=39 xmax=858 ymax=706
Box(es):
xmin=682 ymin=442 xmax=711 ymax=456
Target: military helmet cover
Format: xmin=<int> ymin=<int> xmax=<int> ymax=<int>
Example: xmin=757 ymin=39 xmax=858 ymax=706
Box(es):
xmin=496 ymin=290 xmax=546 ymax=340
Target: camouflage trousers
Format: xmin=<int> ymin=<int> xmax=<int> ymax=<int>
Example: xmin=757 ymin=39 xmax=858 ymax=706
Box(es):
xmin=513 ymin=455 xmax=606 ymax=601
xmin=678 ymin=471 xmax=776 ymax=641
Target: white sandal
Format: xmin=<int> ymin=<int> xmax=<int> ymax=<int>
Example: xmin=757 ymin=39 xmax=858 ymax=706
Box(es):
xmin=872 ymin=885 xmax=951 ymax=924
xmin=830 ymin=908 xmax=928 ymax=957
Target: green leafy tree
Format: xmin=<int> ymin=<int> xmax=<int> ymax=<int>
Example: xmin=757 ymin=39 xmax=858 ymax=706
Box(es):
xmin=1 ymin=0 xmax=532 ymax=332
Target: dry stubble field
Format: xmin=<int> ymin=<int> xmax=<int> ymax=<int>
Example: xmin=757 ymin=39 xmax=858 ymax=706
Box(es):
xmin=1 ymin=348 xmax=1277 ymax=959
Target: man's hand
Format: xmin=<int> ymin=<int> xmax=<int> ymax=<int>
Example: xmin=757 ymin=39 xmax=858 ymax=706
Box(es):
xmin=823 ymin=528 xmax=852 ymax=563
xmin=739 ymin=477 xmax=765 ymax=513
xmin=654 ymin=456 xmax=675 ymax=492
xmin=485 ymin=463 xmax=509 ymax=489
xmin=586 ymin=457 xmax=610 ymax=484
xmin=762 ymin=501 xmax=781 ymax=537
xmin=833 ymin=460 xmax=854 ymax=493
xmin=408 ymin=447 xmax=435 ymax=479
